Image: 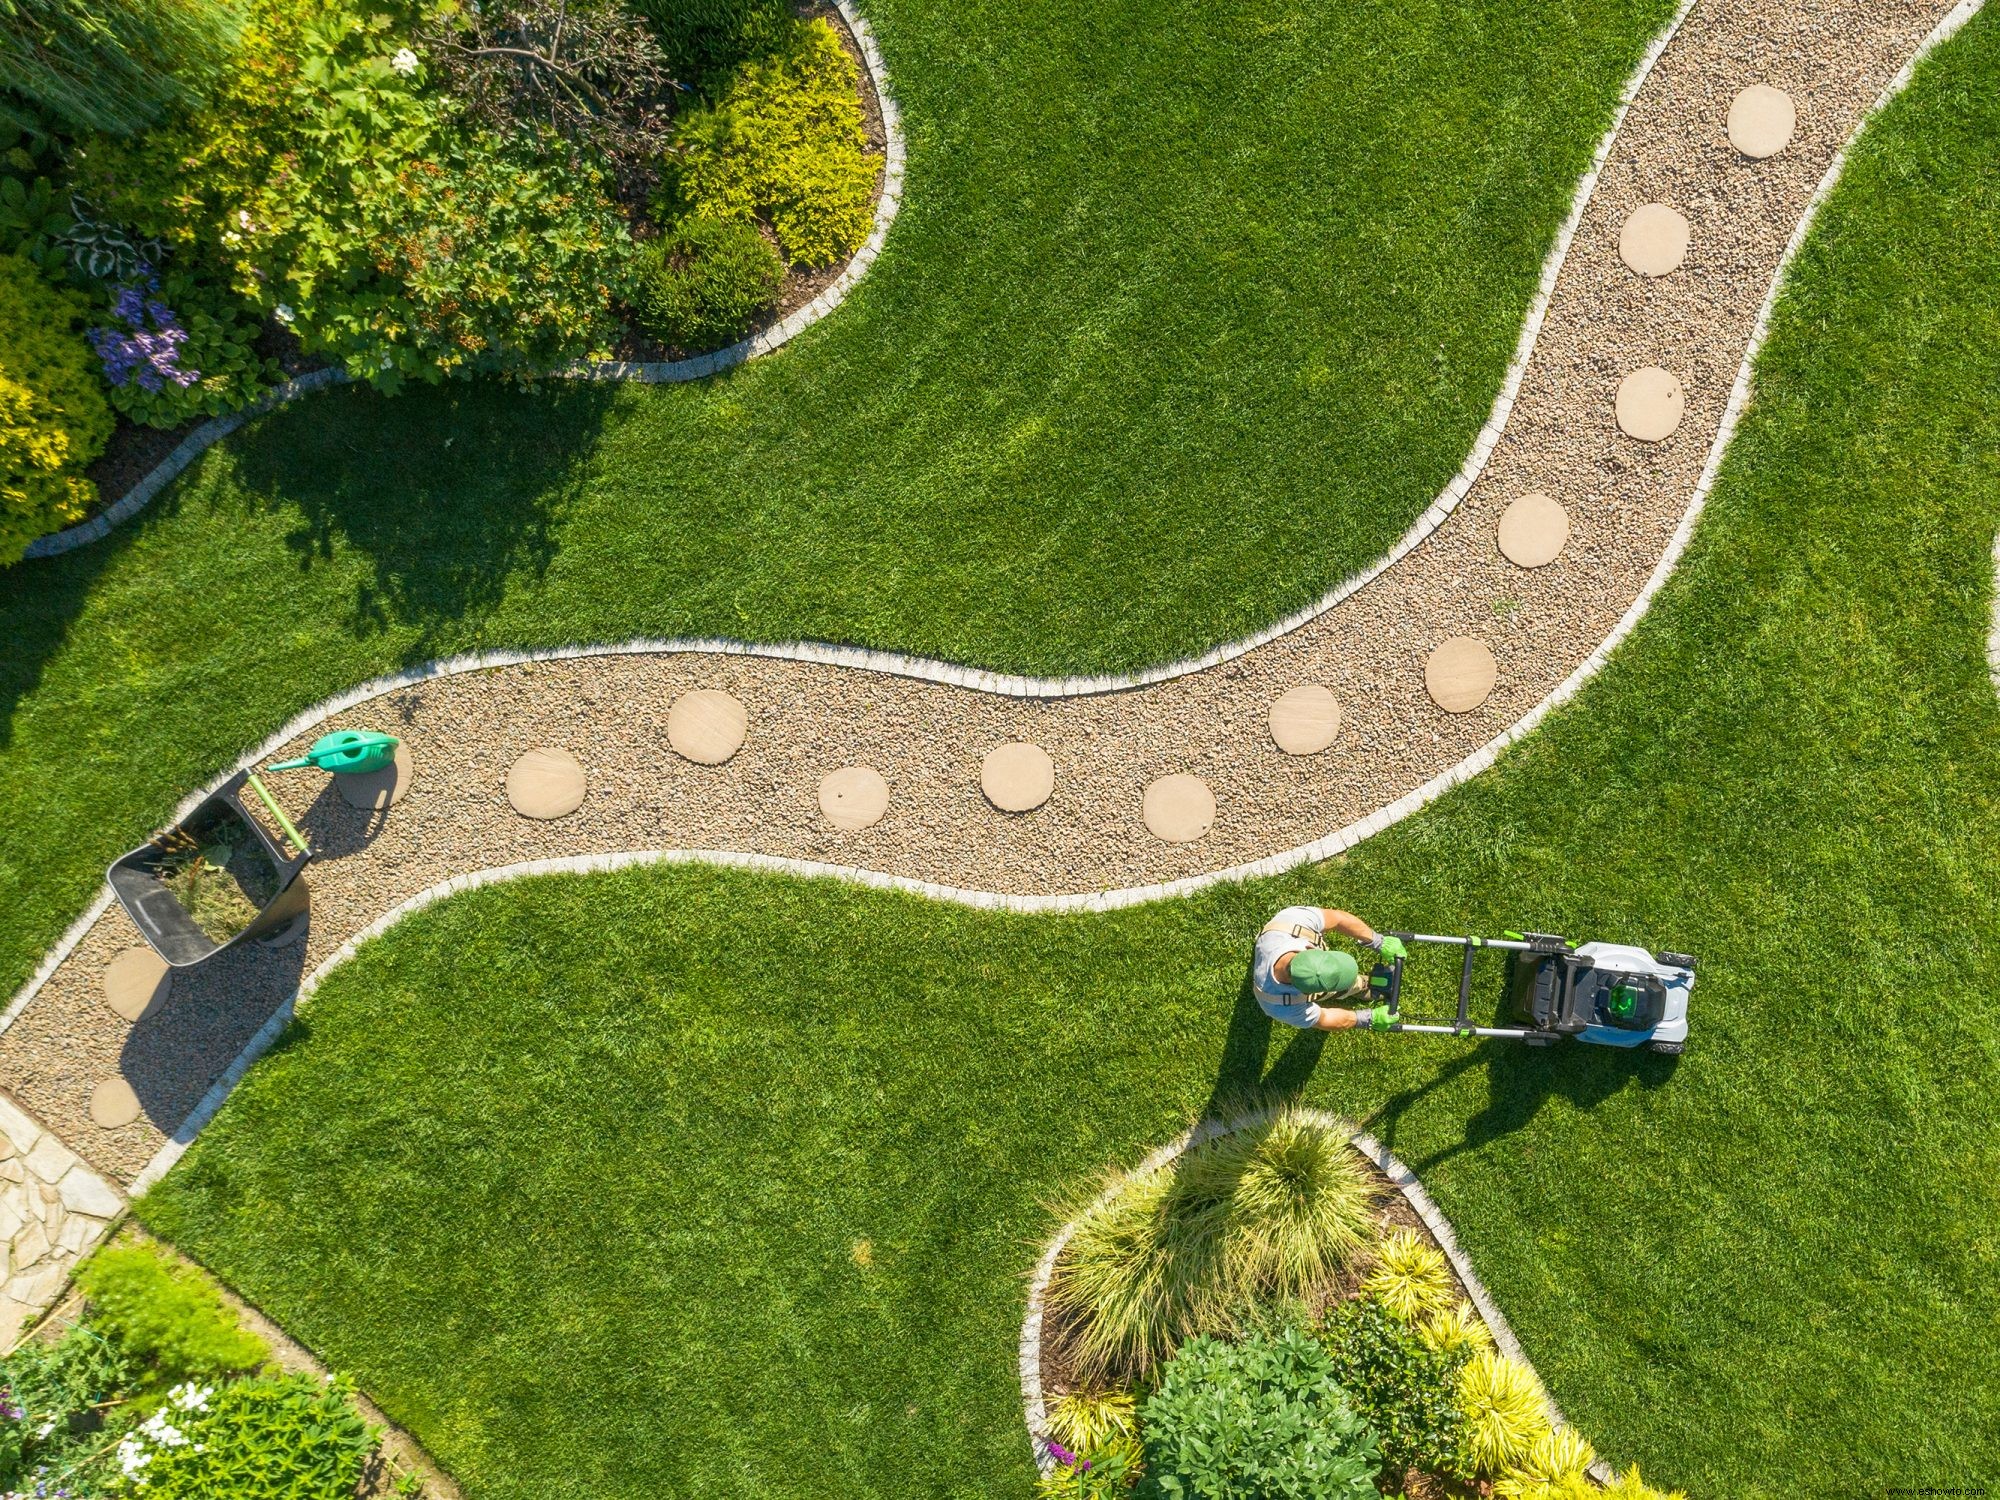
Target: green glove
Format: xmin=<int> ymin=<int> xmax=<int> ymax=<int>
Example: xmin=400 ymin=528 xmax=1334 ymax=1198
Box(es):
xmin=1375 ymin=934 xmax=1408 ymax=962
xmin=1368 ymin=1006 xmax=1395 ymax=1032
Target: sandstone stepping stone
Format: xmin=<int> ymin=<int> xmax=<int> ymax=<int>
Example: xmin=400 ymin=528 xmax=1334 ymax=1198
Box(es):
xmin=1268 ymin=686 xmax=1342 ymax=756
xmin=1728 ymin=84 xmax=1796 ymax=159
xmin=1618 ymin=203 xmax=1689 ymax=276
xmin=981 ymin=742 xmax=1054 ymax=813
xmin=668 ymin=690 xmax=748 ymax=765
xmin=1615 ymin=366 xmax=1685 ymax=442
xmin=507 ymin=748 xmax=586 ymax=820
xmin=102 ymin=947 xmax=171 ymax=1023
xmin=87 ymin=1079 xmax=141 ymax=1131
xmin=819 ymin=766 xmax=888 ymax=831
xmin=1426 ymin=637 xmax=1498 ymax=714
xmin=337 ymin=740 xmax=414 ymax=811
xmin=1143 ymin=774 xmax=1215 ymax=844
xmin=1497 ymin=492 xmax=1571 ymax=569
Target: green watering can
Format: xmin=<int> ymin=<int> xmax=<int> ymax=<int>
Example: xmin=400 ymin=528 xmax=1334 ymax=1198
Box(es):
xmin=268 ymin=729 xmax=401 ymax=777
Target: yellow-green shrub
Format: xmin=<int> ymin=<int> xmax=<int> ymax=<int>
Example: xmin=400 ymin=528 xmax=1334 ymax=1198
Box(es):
xmin=1496 ymin=1426 xmax=1597 ymax=1498
xmin=1602 ymin=1465 xmax=1689 ymax=1500
xmin=1457 ymin=1351 xmax=1551 ymax=1475
xmin=1418 ymin=1299 xmax=1494 ymax=1357
xmin=0 ymin=254 xmax=112 ymax=562
xmin=660 ymin=17 xmax=878 ymax=267
xmin=1362 ymin=1227 xmax=1456 ymax=1322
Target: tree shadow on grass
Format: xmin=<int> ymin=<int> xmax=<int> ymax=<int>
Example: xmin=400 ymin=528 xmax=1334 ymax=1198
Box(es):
xmin=228 ymin=378 xmax=622 ymax=658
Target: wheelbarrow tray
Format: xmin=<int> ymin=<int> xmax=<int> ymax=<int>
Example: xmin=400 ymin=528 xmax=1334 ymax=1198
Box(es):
xmin=108 ymin=771 xmax=312 ymax=968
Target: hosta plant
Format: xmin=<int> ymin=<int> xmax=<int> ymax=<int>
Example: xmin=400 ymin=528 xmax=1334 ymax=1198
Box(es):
xmin=1456 ymin=1352 xmax=1550 ymax=1475
xmin=1362 ymin=1229 xmax=1456 ymax=1323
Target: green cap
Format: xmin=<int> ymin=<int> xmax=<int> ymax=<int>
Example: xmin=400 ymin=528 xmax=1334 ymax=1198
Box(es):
xmin=1289 ymin=949 xmax=1359 ymax=994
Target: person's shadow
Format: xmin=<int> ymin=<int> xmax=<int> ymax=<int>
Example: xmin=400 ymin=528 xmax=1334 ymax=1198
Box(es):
xmin=1195 ymin=974 xmax=1327 ymax=1127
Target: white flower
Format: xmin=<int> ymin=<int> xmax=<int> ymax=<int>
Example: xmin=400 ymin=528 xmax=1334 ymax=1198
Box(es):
xmin=221 ymin=230 xmax=241 ymax=246
xmin=391 ymin=47 xmax=419 ymax=75
xmin=237 ymin=208 xmax=252 ymax=230
xmin=170 ymin=1381 xmax=214 ymax=1414
xmin=34 ymin=1419 xmax=53 ymax=1438
xmin=140 ymin=1410 xmax=190 ymax=1448
xmin=117 ymin=1433 xmax=152 ymax=1477
xmin=273 ymin=302 xmax=295 ymax=325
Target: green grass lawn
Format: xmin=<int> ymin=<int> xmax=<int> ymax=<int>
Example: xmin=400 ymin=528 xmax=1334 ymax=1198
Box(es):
xmin=0 ymin=0 xmax=1674 ymax=1000
xmin=133 ymin=13 xmax=2000 ymax=1498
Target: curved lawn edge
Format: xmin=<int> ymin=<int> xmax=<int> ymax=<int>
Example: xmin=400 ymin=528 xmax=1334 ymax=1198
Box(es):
xmin=25 ymin=0 xmax=1684 ymax=666
xmin=20 ymin=0 xmax=907 ymax=563
xmin=1014 ymin=1105 xmax=1613 ymax=1483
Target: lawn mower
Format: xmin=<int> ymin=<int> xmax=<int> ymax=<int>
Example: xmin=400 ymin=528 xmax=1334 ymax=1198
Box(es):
xmin=1365 ymin=930 xmax=1694 ymax=1054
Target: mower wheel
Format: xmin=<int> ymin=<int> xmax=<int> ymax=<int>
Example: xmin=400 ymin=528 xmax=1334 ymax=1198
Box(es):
xmin=1647 ymin=1039 xmax=1684 ymax=1055
xmin=1656 ymin=951 xmax=1697 ymax=971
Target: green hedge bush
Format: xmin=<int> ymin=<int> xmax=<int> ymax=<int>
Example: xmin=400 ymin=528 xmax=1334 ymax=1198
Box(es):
xmin=1318 ymin=1296 xmax=1473 ymax=1479
xmin=0 ymin=251 xmax=110 ymax=562
xmin=630 ymin=212 xmax=783 ymax=349
xmin=659 ymin=15 xmax=877 ymax=267
xmin=1139 ymin=1327 xmax=1380 ymax=1500
xmin=76 ymin=1242 xmax=269 ymax=1387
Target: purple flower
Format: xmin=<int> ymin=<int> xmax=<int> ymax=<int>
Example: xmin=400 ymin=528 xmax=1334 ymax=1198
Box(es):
xmin=90 ymin=283 xmax=201 ymax=393
xmin=1047 ymin=1439 xmax=1077 ymax=1465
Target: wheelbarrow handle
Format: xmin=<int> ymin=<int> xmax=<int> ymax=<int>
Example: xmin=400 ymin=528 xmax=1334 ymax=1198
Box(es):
xmin=244 ymin=772 xmax=311 ymax=858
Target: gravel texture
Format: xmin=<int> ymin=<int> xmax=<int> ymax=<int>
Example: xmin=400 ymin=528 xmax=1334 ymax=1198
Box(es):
xmin=0 ymin=0 xmax=1958 ymax=1187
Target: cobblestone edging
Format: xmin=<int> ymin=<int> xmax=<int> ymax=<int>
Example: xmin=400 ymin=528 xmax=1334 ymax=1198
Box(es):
xmin=20 ymin=0 xmax=904 ymax=563
xmin=1014 ymin=1107 xmax=1609 ymax=1482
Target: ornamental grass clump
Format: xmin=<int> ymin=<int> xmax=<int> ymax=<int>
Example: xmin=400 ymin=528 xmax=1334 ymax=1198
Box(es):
xmin=1496 ymin=1426 xmax=1597 ymax=1498
xmin=1457 ymin=1351 xmax=1551 ymax=1475
xmin=1602 ymin=1464 xmax=1689 ymax=1499
xmin=1046 ymin=1387 xmax=1137 ymax=1458
xmin=1418 ymin=1300 xmax=1494 ymax=1357
xmin=1363 ymin=1228 xmax=1456 ymax=1323
xmin=1044 ymin=1110 xmax=1375 ymax=1380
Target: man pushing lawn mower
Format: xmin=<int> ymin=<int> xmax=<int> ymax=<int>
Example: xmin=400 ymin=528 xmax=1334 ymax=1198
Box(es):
xmin=1252 ymin=904 xmax=1698 ymax=1052
xmin=1253 ymin=905 xmax=1405 ymax=1031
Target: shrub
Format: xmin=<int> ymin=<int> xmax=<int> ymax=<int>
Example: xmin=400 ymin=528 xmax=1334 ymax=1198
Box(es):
xmin=76 ymin=1243 xmax=268 ymax=1387
xmin=1318 ymin=1296 xmax=1473 ymax=1479
xmin=1495 ymin=1427 xmax=1597 ymax=1499
xmin=0 ymin=251 xmax=109 ymax=561
xmin=1416 ymin=1300 xmax=1493 ymax=1358
xmin=0 ymin=1320 xmax=138 ymax=1489
xmin=1362 ymin=1229 xmax=1456 ymax=1323
xmin=629 ymin=212 xmax=782 ymax=349
xmin=1456 ymin=1352 xmax=1550 ymax=1476
xmin=1048 ymin=1387 xmax=1138 ymax=1459
xmin=660 ymin=16 xmax=877 ymax=267
xmin=1039 ymin=1440 xmax=1142 ymax=1498
xmin=1139 ymin=1327 xmax=1380 ymax=1500
xmin=1046 ymin=1111 xmax=1375 ymax=1381
xmin=117 ymin=1372 xmax=375 ymax=1500
xmin=632 ymin=0 xmax=788 ymax=84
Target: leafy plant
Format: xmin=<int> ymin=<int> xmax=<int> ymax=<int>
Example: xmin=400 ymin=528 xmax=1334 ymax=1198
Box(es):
xmin=1047 ymin=1387 xmax=1138 ymax=1459
xmin=1317 ymin=1295 xmax=1472 ymax=1479
xmin=1139 ymin=1326 xmax=1380 ymax=1500
xmin=1602 ymin=1464 xmax=1689 ymax=1499
xmin=58 ymin=195 xmax=165 ymax=284
xmin=0 ymin=249 xmax=107 ymax=561
xmin=116 ymin=1372 xmax=376 ymax=1500
xmin=0 ymin=1321 xmax=139 ymax=1489
xmin=1416 ymin=1300 xmax=1492 ymax=1358
xmin=0 ymin=0 xmax=238 ymax=137
xmin=91 ymin=270 xmax=274 ymax=426
xmin=1362 ymin=1229 xmax=1455 ymax=1324
xmin=1495 ymin=1427 xmax=1597 ymax=1499
xmin=658 ymin=16 xmax=877 ymax=267
xmin=630 ymin=0 xmax=786 ymax=85
xmin=1046 ymin=1111 xmax=1376 ymax=1381
xmin=1455 ymin=1352 xmax=1550 ymax=1476
xmin=1038 ymin=1440 xmax=1141 ymax=1499
xmin=0 ymin=370 xmax=90 ymax=562
xmin=629 ymin=212 xmax=781 ymax=349
xmin=76 ymin=1243 xmax=269 ymax=1388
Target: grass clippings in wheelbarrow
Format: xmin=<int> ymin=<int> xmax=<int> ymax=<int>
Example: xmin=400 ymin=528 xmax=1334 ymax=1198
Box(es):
xmin=150 ymin=814 xmax=279 ymax=944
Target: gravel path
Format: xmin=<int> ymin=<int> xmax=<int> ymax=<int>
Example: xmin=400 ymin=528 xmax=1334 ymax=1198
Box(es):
xmin=0 ymin=0 xmax=1961 ymax=1196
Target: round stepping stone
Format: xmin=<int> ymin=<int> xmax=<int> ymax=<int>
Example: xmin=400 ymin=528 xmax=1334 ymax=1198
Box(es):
xmin=1615 ymin=366 xmax=1685 ymax=442
xmin=103 ymin=947 xmax=171 ymax=1023
xmin=507 ymin=748 xmax=586 ymax=820
xmin=1142 ymin=774 xmax=1215 ymax=844
xmin=1426 ymin=637 xmax=1498 ymax=714
xmin=337 ymin=740 xmax=413 ymax=811
xmin=819 ymin=765 xmax=889 ymax=831
xmin=1618 ymin=203 xmax=1690 ymax=277
xmin=1497 ymin=492 xmax=1571 ymax=569
xmin=668 ymin=690 xmax=748 ymax=766
xmin=1728 ymin=84 xmax=1796 ymax=159
xmin=981 ymin=742 xmax=1054 ymax=813
xmin=88 ymin=1078 xmax=141 ymax=1130
xmin=1268 ymin=686 xmax=1342 ymax=756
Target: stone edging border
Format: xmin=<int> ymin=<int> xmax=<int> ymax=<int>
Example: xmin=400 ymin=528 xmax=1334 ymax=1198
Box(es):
xmin=5 ymin=0 xmax=1987 ymax=1055
xmin=1014 ymin=1106 xmax=1611 ymax=1483
xmin=20 ymin=0 xmax=905 ymax=562
xmin=1989 ymin=530 xmax=2000 ymax=692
